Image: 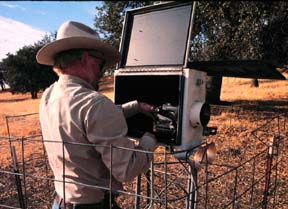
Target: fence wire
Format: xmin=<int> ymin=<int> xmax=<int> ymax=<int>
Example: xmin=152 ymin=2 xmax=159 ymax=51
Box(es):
xmin=0 ymin=105 xmax=287 ymax=209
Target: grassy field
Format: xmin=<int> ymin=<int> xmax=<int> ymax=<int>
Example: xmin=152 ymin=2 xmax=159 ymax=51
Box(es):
xmin=0 ymin=73 xmax=287 ymax=208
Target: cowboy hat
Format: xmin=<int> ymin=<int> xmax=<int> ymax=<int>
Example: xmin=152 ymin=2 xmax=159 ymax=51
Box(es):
xmin=36 ymin=21 xmax=121 ymax=68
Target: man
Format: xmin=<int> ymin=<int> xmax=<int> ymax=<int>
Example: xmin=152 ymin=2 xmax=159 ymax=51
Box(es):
xmin=36 ymin=21 xmax=157 ymax=209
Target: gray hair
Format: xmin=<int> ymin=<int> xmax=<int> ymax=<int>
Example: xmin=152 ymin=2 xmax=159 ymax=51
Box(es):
xmin=53 ymin=49 xmax=85 ymax=70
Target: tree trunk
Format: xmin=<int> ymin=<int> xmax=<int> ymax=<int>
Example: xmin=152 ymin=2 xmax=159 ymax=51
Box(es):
xmin=206 ymin=76 xmax=223 ymax=104
xmin=251 ymin=79 xmax=259 ymax=87
xmin=30 ymin=83 xmax=38 ymax=99
xmin=31 ymin=91 xmax=37 ymax=99
xmin=0 ymin=82 xmax=4 ymax=90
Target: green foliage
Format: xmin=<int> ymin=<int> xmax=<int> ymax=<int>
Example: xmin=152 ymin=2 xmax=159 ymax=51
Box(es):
xmin=261 ymin=2 xmax=288 ymax=65
xmin=1 ymin=34 xmax=57 ymax=98
xmin=191 ymin=1 xmax=288 ymax=65
xmin=191 ymin=2 xmax=264 ymax=60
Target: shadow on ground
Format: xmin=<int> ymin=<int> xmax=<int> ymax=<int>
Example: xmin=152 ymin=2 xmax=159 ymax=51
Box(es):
xmin=212 ymin=99 xmax=288 ymax=115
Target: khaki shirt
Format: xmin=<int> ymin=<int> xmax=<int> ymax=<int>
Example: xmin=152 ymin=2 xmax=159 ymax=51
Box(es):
xmin=40 ymin=75 xmax=153 ymax=204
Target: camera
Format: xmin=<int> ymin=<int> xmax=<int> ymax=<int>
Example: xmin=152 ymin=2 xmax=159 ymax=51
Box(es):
xmin=151 ymin=103 xmax=178 ymax=143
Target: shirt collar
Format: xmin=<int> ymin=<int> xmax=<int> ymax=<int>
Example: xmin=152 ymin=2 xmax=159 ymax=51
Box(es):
xmin=58 ymin=74 xmax=95 ymax=90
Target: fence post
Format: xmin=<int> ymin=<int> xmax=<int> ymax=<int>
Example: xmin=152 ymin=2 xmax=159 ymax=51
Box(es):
xmin=262 ymin=136 xmax=275 ymax=209
xmin=11 ymin=145 xmax=26 ymax=209
xmin=187 ymin=165 xmax=198 ymax=209
xmin=135 ymin=175 xmax=141 ymax=209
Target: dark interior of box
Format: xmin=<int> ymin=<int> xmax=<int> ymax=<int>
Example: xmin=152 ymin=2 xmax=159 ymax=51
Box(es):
xmin=114 ymin=75 xmax=183 ymax=145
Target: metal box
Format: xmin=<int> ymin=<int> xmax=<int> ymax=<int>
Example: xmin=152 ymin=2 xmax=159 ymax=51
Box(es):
xmin=114 ymin=2 xmax=210 ymax=158
xmin=115 ymin=68 xmax=207 ymax=152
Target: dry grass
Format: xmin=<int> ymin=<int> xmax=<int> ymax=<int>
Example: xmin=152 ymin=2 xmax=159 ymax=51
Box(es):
xmin=0 ymin=92 xmax=41 ymax=136
xmin=0 ymin=76 xmax=114 ymax=136
xmin=0 ymin=72 xmax=287 ymax=209
xmin=221 ymin=73 xmax=288 ymax=101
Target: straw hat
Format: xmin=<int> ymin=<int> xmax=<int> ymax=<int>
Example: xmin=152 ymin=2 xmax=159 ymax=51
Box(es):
xmin=36 ymin=21 xmax=121 ymax=68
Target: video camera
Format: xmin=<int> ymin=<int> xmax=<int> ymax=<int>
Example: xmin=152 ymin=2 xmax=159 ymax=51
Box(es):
xmin=151 ymin=103 xmax=178 ymax=143
xmin=124 ymin=103 xmax=178 ymax=144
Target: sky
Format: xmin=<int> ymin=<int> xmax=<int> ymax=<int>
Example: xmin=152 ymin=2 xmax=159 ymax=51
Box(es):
xmin=0 ymin=1 xmax=103 ymax=61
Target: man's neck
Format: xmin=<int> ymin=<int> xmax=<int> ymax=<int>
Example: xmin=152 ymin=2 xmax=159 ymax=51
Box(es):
xmin=60 ymin=66 xmax=92 ymax=85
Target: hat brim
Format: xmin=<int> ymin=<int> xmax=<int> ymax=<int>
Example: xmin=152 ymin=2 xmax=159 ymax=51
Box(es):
xmin=36 ymin=37 xmax=121 ymax=68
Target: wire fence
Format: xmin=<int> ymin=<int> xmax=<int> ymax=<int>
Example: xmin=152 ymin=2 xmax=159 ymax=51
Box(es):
xmin=0 ymin=104 xmax=287 ymax=209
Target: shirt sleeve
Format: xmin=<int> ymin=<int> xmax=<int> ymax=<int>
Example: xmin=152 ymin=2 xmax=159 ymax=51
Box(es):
xmin=84 ymin=96 xmax=152 ymax=182
xmin=121 ymin=100 xmax=140 ymax=118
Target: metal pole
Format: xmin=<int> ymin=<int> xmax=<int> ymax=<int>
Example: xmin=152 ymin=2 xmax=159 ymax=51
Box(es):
xmin=148 ymin=156 xmax=154 ymax=209
xmin=187 ymin=162 xmax=198 ymax=209
xmin=21 ymin=137 xmax=28 ymax=208
xmin=232 ymin=169 xmax=238 ymax=209
xmin=164 ymin=149 xmax=168 ymax=209
xmin=135 ymin=175 xmax=141 ymax=209
xmin=262 ymin=136 xmax=275 ymax=209
xmin=6 ymin=116 xmax=26 ymax=209
xmin=11 ymin=145 xmax=26 ymax=209
xmin=186 ymin=167 xmax=192 ymax=209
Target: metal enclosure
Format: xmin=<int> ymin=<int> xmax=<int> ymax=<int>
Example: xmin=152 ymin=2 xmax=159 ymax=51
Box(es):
xmin=114 ymin=2 xmax=208 ymax=158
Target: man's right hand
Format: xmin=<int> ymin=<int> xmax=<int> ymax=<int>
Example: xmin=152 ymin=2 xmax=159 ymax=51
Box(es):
xmin=139 ymin=132 xmax=157 ymax=152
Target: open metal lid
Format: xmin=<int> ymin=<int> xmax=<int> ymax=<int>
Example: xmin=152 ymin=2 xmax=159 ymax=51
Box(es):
xmin=188 ymin=60 xmax=286 ymax=80
xmin=118 ymin=2 xmax=194 ymax=68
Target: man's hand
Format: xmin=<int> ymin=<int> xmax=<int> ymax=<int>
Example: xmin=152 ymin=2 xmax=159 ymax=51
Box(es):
xmin=138 ymin=102 xmax=156 ymax=117
xmin=138 ymin=102 xmax=155 ymax=112
xmin=139 ymin=132 xmax=157 ymax=152
xmin=121 ymin=100 xmax=156 ymax=119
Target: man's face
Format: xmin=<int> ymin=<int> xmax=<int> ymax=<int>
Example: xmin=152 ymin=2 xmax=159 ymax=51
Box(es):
xmin=85 ymin=51 xmax=105 ymax=89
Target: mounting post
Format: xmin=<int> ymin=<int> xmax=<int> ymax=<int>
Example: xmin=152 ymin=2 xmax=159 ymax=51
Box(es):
xmin=187 ymin=163 xmax=198 ymax=209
